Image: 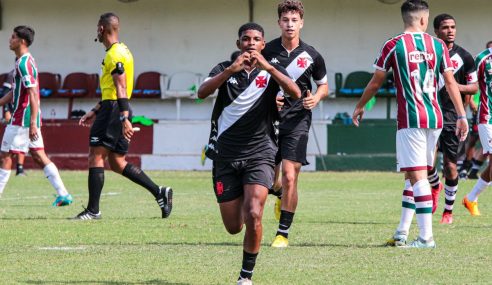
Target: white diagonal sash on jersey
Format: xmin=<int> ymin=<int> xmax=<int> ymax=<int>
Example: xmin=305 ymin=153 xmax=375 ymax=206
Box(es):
xmin=286 ymin=51 xmax=313 ymax=82
xmin=217 ymin=70 xmax=271 ymax=138
xmin=439 ymin=53 xmax=463 ymax=90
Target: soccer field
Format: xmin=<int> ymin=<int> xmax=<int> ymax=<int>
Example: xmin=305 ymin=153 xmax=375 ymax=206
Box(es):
xmin=1 ymin=170 xmax=492 ymax=284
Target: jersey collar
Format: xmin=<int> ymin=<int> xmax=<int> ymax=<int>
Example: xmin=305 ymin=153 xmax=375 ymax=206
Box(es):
xmin=106 ymin=42 xmax=120 ymax=52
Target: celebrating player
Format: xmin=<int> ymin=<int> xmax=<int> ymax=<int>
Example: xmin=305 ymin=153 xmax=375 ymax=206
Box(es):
xmin=74 ymin=13 xmax=172 ymax=220
xmin=262 ymin=0 xmax=329 ymax=248
xmin=0 ymin=26 xmax=72 ymax=205
xmin=427 ymin=13 xmax=478 ymax=224
xmin=198 ymin=22 xmax=300 ymax=284
xmin=352 ymin=0 xmax=467 ymax=248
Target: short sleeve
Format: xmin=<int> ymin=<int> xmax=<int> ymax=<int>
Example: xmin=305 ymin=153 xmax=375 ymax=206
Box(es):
xmin=463 ymin=51 xmax=478 ymax=84
xmin=18 ymin=58 xmax=37 ymax=88
xmin=107 ymin=50 xmax=125 ymax=75
xmin=440 ymin=42 xmax=454 ymax=73
xmin=373 ymin=38 xmax=397 ymax=72
xmin=312 ymin=54 xmax=328 ymax=85
xmin=204 ymin=63 xmax=227 ymax=82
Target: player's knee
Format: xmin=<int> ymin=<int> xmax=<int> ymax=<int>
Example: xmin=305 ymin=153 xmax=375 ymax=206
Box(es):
xmin=282 ymin=172 xmax=297 ymax=186
xmin=88 ymin=153 xmax=105 ymax=168
xmin=224 ymin=222 xmax=243 ymax=235
xmin=244 ymin=208 xmax=262 ymax=229
xmin=29 ymin=151 xmax=46 ymax=166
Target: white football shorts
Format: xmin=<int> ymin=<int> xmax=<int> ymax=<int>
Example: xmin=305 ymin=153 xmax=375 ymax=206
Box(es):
xmin=1 ymin=124 xmax=45 ymax=154
xmin=396 ymin=128 xmax=441 ymax=172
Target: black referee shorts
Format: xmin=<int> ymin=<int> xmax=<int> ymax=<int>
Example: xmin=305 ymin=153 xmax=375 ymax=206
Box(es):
xmin=89 ymin=100 xmax=131 ymax=155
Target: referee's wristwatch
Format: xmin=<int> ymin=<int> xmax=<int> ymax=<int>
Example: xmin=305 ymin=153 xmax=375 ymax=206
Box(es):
xmin=119 ymin=115 xmax=129 ymax=122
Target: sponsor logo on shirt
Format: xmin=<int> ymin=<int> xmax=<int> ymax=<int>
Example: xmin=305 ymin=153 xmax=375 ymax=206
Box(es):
xmin=270 ymin=58 xmax=280 ymax=64
xmin=90 ymin=137 xmax=100 ymax=143
xmin=228 ymin=77 xmax=238 ymax=85
xmin=409 ymin=51 xmax=434 ymax=63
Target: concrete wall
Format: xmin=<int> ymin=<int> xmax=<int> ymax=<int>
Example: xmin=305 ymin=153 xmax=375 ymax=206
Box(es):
xmin=141 ymin=120 xmax=327 ymax=171
xmin=256 ymin=0 xmax=491 ymax=89
xmin=0 ymin=0 xmax=486 ymax=170
xmin=0 ymin=0 xmax=248 ymax=77
xmin=1 ymin=0 xmax=489 ymax=88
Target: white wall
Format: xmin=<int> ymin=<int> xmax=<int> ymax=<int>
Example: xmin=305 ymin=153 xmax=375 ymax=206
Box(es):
xmin=1 ymin=0 xmax=489 ymax=85
xmin=255 ymin=0 xmax=491 ymax=88
xmin=142 ymin=120 xmax=327 ymax=171
xmin=0 ymin=0 xmax=248 ymax=77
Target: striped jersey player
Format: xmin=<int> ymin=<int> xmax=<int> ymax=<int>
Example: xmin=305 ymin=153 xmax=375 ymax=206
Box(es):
xmin=11 ymin=53 xmax=41 ymax=128
xmin=476 ymin=48 xmax=492 ymax=126
xmin=373 ymin=32 xmax=453 ymax=130
xmin=0 ymin=25 xmax=72 ymax=206
xmin=462 ymin=47 xmax=492 ymax=216
xmin=352 ymin=0 xmax=467 ymax=249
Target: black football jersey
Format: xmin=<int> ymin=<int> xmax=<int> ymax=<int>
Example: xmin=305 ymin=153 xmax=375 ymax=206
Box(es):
xmin=438 ymin=44 xmax=477 ymax=125
xmin=205 ymin=61 xmax=289 ymax=161
xmin=262 ymin=38 xmax=327 ymax=131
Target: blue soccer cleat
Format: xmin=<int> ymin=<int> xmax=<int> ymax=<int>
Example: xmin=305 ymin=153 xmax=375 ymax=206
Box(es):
xmin=52 ymin=194 xmax=73 ymax=207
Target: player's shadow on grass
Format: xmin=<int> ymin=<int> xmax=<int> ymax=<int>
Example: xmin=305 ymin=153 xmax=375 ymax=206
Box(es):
xmin=287 ymin=242 xmax=387 ymax=248
xmin=0 ymin=216 xmax=50 ymax=220
xmin=302 ymin=220 xmax=394 ymax=225
xmin=143 ymin=241 xmax=384 ymax=249
xmin=25 ymin=279 xmax=190 ymax=285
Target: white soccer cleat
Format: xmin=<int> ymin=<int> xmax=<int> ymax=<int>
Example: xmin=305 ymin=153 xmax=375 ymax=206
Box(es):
xmin=237 ymin=278 xmax=253 ymax=285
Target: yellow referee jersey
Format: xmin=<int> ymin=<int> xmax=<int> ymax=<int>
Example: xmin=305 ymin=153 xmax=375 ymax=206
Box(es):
xmin=100 ymin=42 xmax=134 ymax=100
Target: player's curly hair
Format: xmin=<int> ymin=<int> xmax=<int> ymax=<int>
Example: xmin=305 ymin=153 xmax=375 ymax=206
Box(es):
xmin=433 ymin=13 xmax=455 ymax=30
xmin=14 ymin=26 xmax=35 ymax=47
xmin=238 ymin=22 xmax=264 ymax=38
xmin=277 ymin=0 xmax=304 ymax=19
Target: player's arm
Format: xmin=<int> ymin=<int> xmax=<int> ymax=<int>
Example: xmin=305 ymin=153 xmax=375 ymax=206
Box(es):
xmin=198 ymin=53 xmax=251 ymax=99
xmin=352 ymin=70 xmax=386 ymax=126
xmin=469 ymin=95 xmax=478 ymax=113
xmin=79 ymin=101 xmax=101 ymax=127
xmin=197 ymin=69 xmax=234 ymax=99
xmin=443 ymin=70 xmax=468 ymax=141
xmin=112 ymin=62 xmax=133 ymax=141
xmin=457 ymin=82 xmax=478 ymax=95
xmin=303 ymin=84 xmax=328 ymax=110
xmin=304 ymin=54 xmax=329 ymax=109
xmin=458 ymin=54 xmax=479 ymax=95
xmin=250 ymin=51 xmax=300 ymax=99
xmin=28 ymin=87 xmax=40 ymax=141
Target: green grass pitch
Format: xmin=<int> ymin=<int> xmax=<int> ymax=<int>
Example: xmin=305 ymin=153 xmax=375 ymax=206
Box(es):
xmin=1 ymin=170 xmax=492 ymax=284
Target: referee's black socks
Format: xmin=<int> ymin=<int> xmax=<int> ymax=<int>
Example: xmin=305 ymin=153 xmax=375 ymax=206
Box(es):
xmin=88 ymin=167 xmax=105 ymax=213
xmin=122 ymin=163 xmax=160 ymax=198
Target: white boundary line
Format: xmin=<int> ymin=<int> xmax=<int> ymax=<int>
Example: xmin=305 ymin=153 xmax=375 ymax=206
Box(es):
xmin=0 ymin=192 xmax=120 ymax=201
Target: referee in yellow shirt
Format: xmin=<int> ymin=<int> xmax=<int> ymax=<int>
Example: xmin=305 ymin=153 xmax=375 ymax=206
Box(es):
xmin=74 ymin=12 xmax=172 ymax=220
